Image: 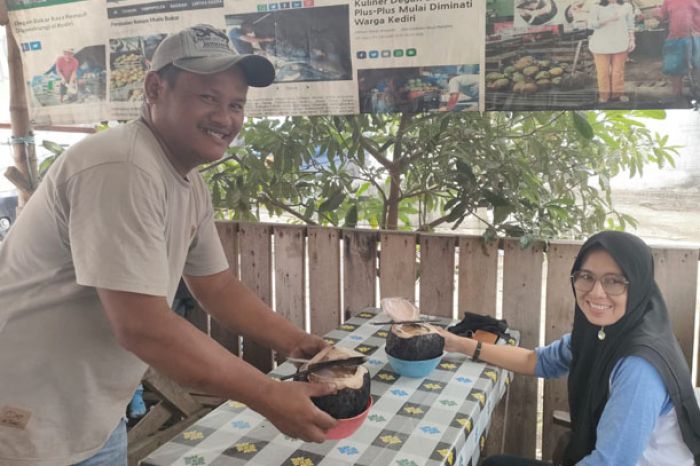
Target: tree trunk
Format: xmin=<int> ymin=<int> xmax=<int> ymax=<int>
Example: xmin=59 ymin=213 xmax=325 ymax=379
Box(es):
xmin=4 ymin=14 xmax=37 ymax=210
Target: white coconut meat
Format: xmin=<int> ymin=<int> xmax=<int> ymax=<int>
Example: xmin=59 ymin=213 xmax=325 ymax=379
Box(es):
xmin=391 ymin=323 xmax=441 ymax=339
xmin=304 ymin=346 xmax=368 ymax=390
xmin=381 ymin=297 xmax=420 ymax=322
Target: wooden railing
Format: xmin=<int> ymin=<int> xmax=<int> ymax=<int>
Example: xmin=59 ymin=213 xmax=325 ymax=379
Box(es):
xmin=188 ymin=221 xmax=699 ymax=461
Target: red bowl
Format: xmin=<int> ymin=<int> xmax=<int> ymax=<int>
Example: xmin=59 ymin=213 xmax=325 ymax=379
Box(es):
xmin=325 ymin=396 xmax=373 ymax=440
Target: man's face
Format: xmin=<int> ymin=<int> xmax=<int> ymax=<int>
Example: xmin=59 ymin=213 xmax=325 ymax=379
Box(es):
xmin=148 ymin=66 xmax=248 ymax=175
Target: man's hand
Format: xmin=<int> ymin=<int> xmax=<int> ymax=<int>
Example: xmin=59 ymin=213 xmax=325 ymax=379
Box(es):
xmin=258 ymin=380 xmax=338 ymax=442
xmin=287 ymin=333 xmax=329 ymax=361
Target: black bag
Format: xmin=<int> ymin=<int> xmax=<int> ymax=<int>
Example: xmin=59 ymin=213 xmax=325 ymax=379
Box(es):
xmin=448 ymin=311 xmax=509 ymax=339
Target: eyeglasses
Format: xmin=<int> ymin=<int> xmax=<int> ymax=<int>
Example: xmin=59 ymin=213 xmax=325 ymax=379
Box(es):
xmin=570 ymin=271 xmax=629 ymax=296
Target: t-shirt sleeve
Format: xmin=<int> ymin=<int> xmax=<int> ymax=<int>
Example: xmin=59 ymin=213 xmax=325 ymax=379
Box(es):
xmin=535 ymin=333 xmax=572 ymax=379
xmin=66 ymin=162 xmax=170 ymax=296
xmin=577 ymin=356 xmax=670 ymax=466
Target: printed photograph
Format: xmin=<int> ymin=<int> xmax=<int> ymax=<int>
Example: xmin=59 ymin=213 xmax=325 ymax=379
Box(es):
xmin=225 ymin=5 xmax=352 ymax=83
xmin=109 ymin=34 xmax=166 ymax=103
xmin=485 ymin=0 xmax=699 ymax=110
xmin=27 ymin=45 xmax=107 ymax=107
xmin=358 ymin=65 xmax=480 ymax=114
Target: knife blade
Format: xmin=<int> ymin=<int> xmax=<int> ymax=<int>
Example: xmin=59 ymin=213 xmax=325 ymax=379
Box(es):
xmin=279 ymin=356 xmax=368 ymax=381
xmin=370 ymin=319 xmax=444 ymax=325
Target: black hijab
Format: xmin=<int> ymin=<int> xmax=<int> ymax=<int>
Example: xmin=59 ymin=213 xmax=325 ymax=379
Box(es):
xmin=565 ymin=231 xmax=700 ymax=465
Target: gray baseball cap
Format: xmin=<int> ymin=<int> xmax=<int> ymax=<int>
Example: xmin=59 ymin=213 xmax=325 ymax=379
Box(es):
xmin=150 ymin=24 xmax=275 ymax=87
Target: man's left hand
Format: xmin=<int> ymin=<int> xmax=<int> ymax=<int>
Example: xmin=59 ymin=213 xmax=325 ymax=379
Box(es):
xmin=288 ymin=334 xmax=329 ymax=361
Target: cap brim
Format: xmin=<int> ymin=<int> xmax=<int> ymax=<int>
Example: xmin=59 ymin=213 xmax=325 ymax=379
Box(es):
xmin=172 ymin=54 xmax=275 ymax=87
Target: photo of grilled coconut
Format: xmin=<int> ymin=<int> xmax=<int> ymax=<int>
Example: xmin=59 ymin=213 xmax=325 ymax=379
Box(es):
xmin=301 ymin=346 xmax=370 ymax=419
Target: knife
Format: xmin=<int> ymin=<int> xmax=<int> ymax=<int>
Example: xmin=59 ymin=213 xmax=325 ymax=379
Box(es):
xmin=371 ymin=319 xmax=444 ymax=325
xmin=279 ymin=356 xmax=368 ymax=381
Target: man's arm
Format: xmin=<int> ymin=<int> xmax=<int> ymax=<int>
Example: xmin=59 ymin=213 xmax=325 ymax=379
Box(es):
xmin=97 ymin=288 xmax=337 ymax=442
xmin=184 ymin=269 xmax=327 ymax=359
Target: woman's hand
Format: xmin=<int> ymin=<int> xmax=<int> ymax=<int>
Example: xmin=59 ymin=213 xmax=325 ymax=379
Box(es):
xmin=435 ymin=327 xmax=468 ymax=354
xmin=628 ymin=36 xmax=636 ymax=52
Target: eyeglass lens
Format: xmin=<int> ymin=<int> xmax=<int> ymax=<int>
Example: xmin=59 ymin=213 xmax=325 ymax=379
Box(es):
xmin=572 ymin=271 xmax=627 ymax=295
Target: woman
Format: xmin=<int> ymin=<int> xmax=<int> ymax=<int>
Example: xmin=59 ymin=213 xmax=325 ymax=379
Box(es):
xmin=439 ymin=231 xmax=700 ymax=465
xmin=587 ymin=0 xmax=636 ymax=103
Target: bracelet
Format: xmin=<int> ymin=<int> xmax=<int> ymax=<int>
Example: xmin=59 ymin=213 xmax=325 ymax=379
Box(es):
xmin=472 ymin=341 xmax=482 ymax=362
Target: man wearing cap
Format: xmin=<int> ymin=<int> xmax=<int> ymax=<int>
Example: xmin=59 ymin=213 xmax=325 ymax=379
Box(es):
xmin=0 ymin=24 xmax=336 ymax=466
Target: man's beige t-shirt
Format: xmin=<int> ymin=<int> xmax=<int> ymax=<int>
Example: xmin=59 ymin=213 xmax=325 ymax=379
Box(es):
xmin=0 ymin=119 xmax=229 ymax=465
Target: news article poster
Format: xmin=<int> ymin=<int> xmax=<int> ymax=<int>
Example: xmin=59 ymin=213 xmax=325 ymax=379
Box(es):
xmin=485 ymin=0 xmax=699 ymax=111
xmin=5 ymin=0 xmax=698 ymax=124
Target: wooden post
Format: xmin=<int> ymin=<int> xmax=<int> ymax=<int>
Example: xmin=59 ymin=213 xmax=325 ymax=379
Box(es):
xmin=2 ymin=6 xmax=38 ymax=208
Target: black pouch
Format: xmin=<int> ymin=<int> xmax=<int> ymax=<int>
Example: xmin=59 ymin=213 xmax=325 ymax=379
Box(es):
xmin=448 ymin=311 xmax=510 ymax=340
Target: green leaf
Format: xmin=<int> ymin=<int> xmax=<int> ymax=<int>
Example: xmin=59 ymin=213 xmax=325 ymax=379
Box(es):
xmin=571 ymin=112 xmax=594 ymax=140
xmin=318 ymin=190 xmax=346 ymax=212
xmin=344 ymin=204 xmax=358 ymax=227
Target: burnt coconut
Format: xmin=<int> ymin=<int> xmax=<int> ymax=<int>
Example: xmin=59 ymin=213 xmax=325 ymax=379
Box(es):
xmin=302 ymin=346 xmax=370 ymax=419
xmin=385 ymin=323 xmax=444 ymax=361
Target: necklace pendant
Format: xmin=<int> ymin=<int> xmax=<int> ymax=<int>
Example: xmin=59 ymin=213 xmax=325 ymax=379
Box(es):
xmin=598 ymin=328 xmax=606 ymax=340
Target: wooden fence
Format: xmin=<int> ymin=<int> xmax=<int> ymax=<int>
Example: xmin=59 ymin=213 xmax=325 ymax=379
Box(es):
xmin=187 ymin=221 xmax=700 ymax=462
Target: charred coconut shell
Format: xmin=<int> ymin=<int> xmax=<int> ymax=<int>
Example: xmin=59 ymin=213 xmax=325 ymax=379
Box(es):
xmin=302 ymin=346 xmax=370 ymax=419
xmin=385 ymin=323 xmax=444 ymax=361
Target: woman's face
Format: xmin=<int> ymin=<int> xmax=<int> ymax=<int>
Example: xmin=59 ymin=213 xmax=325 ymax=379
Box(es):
xmin=574 ymin=249 xmax=628 ymax=327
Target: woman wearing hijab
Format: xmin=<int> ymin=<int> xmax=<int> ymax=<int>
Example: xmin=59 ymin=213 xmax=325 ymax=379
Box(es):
xmin=438 ymin=231 xmax=700 ymax=465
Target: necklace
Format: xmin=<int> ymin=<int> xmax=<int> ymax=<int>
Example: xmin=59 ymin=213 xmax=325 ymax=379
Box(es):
xmin=598 ymin=327 xmax=606 ymax=341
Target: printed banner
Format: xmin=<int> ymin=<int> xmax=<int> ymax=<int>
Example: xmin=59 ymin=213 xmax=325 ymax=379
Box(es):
xmin=5 ymin=0 xmax=698 ymax=124
xmin=7 ymin=0 xmax=484 ymax=124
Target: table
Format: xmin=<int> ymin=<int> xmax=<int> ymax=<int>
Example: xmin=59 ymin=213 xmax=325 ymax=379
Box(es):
xmin=142 ymin=310 xmax=515 ymax=466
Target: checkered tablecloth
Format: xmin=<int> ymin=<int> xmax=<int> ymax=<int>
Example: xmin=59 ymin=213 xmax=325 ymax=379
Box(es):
xmin=142 ymin=310 xmax=516 ymax=466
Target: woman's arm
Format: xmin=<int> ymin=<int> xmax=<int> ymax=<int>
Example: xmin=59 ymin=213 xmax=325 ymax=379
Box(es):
xmin=577 ymin=356 xmax=670 ymax=466
xmin=437 ymin=328 xmax=537 ymax=375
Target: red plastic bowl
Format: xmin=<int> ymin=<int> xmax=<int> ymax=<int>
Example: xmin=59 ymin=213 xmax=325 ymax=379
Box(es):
xmin=325 ymin=396 xmax=373 ymax=440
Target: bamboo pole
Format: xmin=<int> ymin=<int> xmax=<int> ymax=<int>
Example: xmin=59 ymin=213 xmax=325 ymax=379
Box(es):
xmin=2 ymin=4 xmax=38 ymax=209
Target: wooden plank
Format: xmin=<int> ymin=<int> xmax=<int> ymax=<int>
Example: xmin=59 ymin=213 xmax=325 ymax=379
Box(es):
xmin=458 ymin=235 xmax=502 ymax=456
xmin=274 ymin=226 xmax=306 ymax=329
xmin=308 ymin=227 xmax=341 ymax=336
xmin=343 ymin=229 xmax=378 ymax=318
xmin=541 ymin=242 xmax=580 ymax=461
xmin=126 ymin=402 xmax=172 ymax=445
xmin=142 ymin=368 xmax=202 ymax=417
xmin=379 ymin=231 xmax=417 ymax=302
xmin=419 ymin=234 xmax=456 ymax=318
xmin=501 ymin=238 xmax=544 ymax=458
xmin=238 ymin=222 xmax=274 ymax=373
xmin=212 ymin=222 xmax=240 ymax=356
xmin=128 ymin=406 xmax=210 ymax=466
xmin=457 ymin=236 xmax=499 ymax=317
xmin=652 ymin=247 xmax=699 ymax=368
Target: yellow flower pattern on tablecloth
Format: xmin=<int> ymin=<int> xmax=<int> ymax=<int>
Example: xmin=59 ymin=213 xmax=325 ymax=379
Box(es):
xmin=440 ymin=362 xmax=457 ymax=370
xmin=403 ymin=406 xmax=424 ymax=415
xmin=291 ymin=457 xmax=315 ymax=466
xmin=470 ymin=392 xmax=485 ymax=406
xmin=182 ymin=430 xmax=204 ymax=441
xmin=437 ymin=448 xmax=455 ymax=465
xmin=380 ymin=435 xmax=402 ymax=445
xmin=227 ymin=401 xmax=245 ymax=409
xmin=456 ymin=417 xmax=473 ymax=432
xmin=378 ymin=373 xmax=396 ymax=381
xmin=423 ymin=383 xmax=442 ymax=391
xmin=484 ymin=370 xmax=498 ymax=382
xmin=234 ymin=442 xmax=258 ymax=454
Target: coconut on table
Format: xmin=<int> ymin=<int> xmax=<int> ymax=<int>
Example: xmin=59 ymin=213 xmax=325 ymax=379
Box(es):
xmin=381 ymin=297 xmax=445 ymax=367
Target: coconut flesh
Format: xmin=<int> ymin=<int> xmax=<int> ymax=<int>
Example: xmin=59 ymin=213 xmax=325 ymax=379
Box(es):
xmin=302 ymin=346 xmax=370 ymax=419
xmin=381 ymin=297 xmax=445 ymax=361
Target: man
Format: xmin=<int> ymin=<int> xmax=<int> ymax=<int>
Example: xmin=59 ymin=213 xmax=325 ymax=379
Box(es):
xmin=0 ymin=24 xmax=336 ymax=466
xmin=56 ymin=48 xmax=79 ymax=103
xmin=441 ymin=72 xmax=480 ymax=111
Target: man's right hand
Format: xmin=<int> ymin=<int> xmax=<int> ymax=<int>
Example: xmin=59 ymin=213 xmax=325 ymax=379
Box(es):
xmin=257 ymin=380 xmax=338 ymax=443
